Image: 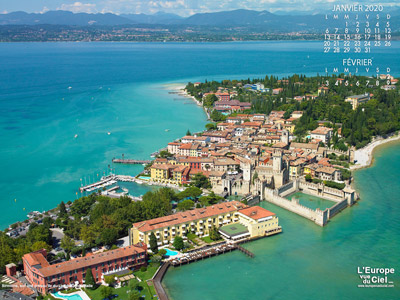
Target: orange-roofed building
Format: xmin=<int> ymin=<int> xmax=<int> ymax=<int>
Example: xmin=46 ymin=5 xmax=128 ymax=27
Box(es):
xmin=219 ymin=206 xmax=281 ymax=241
xmin=130 ymin=201 xmax=248 ymax=246
xmin=23 ymin=245 xmax=147 ymax=295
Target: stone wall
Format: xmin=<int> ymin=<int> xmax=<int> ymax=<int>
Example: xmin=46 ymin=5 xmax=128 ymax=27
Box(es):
xmin=264 ymin=188 xmax=328 ymax=226
xmin=298 ymin=180 xmax=344 ymax=202
xmin=327 ymin=199 xmax=348 ymax=218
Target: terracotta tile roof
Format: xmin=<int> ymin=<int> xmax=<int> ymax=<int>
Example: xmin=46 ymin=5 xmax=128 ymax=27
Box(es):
xmin=311 ymin=127 xmax=332 ymax=135
xmin=23 ymin=251 xmax=50 ymax=269
xmin=25 ymin=245 xmax=146 ymax=278
xmin=238 ymin=206 xmax=275 ymax=220
xmin=172 ymin=165 xmax=187 ymax=173
xmin=316 ymin=166 xmax=337 ymax=174
xmin=151 ymin=164 xmax=174 ymax=170
xmin=133 ymin=201 xmax=247 ymax=233
xmin=179 ymin=143 xmax=192 ymax=150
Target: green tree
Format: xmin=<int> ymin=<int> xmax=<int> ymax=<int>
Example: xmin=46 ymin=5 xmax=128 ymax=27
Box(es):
xmin=173 ymin=236 xmax=184 ymax=251
xmin=85 ymin=268 xmax=96 ymax=289
xmin=210 ymin=110 xmax=226 ymax=122
xmin=0 ymin=234 xmax=14 ymax=269
xmin=58 ymin=201 xmax=67 ymax=218
xmin=158 ymin=150 xmax=173 ymax=158
xmin=203 ymin=94 xmax=218 ymax=108
xmin=209 ymin=225 xmax=221 ymax=241
xmin=129 ymin=290 xmax=141 ymax=300
xmin=205 ymin=123 xmax=217 ymax=131
xmin=100 ymin=286 xmax=113 ymax=299
xmin=177 ymin=200 xmax=194 ymax=211
xmin=149 ymin=232 xmax=158 ymax=254
xmin=27 ymin=224 xmax=52 ymax=245
xmin=186 ymin=129 xmax=191 ymax=136
xmin=176 ymin=186 xmax=202 ymax=200
xmin=99 ymin=227 xmax=118 ymax=246
xmin=305 ymin=174 xmax=312 ymax=182
xmin=31 ymin=241 xmax=52 ymax=252
xmin=60 ymin=235 xmax=75 ymax=253
xmin=104 ymin=275 xmax=115 ymax=285
xmin=190 ymin=173 xmax=212 ymax=189
xmin=80 ymin=224 xmax=96 ymax=245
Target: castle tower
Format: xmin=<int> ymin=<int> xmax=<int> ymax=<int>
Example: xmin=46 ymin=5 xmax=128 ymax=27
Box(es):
xmin=281 ymin=130 xmax=289 ymax=145
xmin=242 ymin=162 xmax=252 ymax=182
xmin=273 ymin=150 xmax=283 ymax=173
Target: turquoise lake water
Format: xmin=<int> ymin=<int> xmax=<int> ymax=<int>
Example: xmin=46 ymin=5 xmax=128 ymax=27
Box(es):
xmin=287 ymin=191 xmax=336 ymax=210
xmin=1 ymin=41 xmax=399 ymax=229
xmin=1 ymin=41 xmax=399 ymax=299
xmin=163 ymin=140 xmax=400 ymax=299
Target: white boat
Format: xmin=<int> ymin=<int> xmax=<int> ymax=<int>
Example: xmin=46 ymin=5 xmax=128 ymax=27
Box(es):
xmin=74 ymin=134 xmax=78 ymax=139
xmin=107 ymin=132 xmax=111 ymax=135
xmin=165 ymin=129 xmax=170 ymax=132
xmin=68 ymin=86 xmax=72 ymax=90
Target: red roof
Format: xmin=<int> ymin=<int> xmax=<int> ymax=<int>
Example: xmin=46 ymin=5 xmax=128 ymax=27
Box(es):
xmin=238 ymin=206 xmax=275 ymax=220
xmin=133 ymin=201 xmax=247 ymax=232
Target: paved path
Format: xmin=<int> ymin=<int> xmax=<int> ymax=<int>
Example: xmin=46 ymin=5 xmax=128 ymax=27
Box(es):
xmin=152 ymin=262 xmax=170 ymax=300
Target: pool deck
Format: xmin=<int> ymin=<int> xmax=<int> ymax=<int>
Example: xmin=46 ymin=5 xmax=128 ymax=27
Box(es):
xmin=52 ymin=290 xmax=91 ymax=300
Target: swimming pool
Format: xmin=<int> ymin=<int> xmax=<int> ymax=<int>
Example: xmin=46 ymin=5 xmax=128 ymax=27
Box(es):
xmin=164 ymin=248 xmax=178 ymax=257
xmin=53 ymin=291 xmax=85 ymax=300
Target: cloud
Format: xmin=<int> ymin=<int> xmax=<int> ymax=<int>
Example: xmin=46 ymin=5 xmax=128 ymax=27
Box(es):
xmin=57 ymin=2 xmax=97 ymax=13
xmin=40 ymin=6 xmax=50 ymax=14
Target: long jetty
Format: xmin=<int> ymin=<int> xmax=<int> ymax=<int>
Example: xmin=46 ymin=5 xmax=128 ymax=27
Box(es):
xmin=112 ymin=159 xmax=151 ymax=164
xmin=237 ymin=244 xmax=255 ymax=258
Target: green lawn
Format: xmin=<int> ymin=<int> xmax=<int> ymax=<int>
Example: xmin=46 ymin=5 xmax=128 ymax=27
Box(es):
xmin=200 ymin=236 xmax=213 ymax=243
xmin=133 ymin=263 xmax=160 ymax=281
xmin=85 ymin=278 xmax=157 ymax=300
xmin=186 ymin=233 xmax=199 ymax=245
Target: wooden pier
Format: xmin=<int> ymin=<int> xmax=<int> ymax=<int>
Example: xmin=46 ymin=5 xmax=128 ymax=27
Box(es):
xmin=237 ymin=244 xmax=255 ymax=258
xmin=112 ymin=158 xmax=152 ymax=165
xmin=170 ymin=243 xmax=237 ymax=267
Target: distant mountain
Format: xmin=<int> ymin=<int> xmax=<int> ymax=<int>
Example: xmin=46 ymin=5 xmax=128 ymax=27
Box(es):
xmin=176 ymin=9 xmax=330 ymax=32
xmin=180 ymin=9 xmax=279 ymax=26
xmin=0 ymin=8 xmax=398 ymax=32
xmin=0 ymin=11 xmax=135 ymax=26
xmin=120 ymin=12 xmax=183 ymax=24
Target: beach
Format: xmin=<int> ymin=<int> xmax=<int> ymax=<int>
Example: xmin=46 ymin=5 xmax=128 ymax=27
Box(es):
xmin=351 ymin=131 xmax=400 ymax=170
xmin=163 ymin=82 xmax=211 ymax=120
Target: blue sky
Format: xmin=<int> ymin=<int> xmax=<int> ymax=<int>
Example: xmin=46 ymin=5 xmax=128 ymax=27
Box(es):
xmin=0 ymin=0 xmax=399 ymax=16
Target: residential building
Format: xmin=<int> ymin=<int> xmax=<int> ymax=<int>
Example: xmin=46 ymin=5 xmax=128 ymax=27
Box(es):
xmin=214 ymin=100 xmax=251 ymax=112
xmin=129 ymin=201 xmax=248 ymax=246
xmin=23 ymin=245 xmax=147 ymax=295
xmin=345 ymin=94 xmax=370 ymax=110
xmin=310 ymin=127 xmax=333 ymax=143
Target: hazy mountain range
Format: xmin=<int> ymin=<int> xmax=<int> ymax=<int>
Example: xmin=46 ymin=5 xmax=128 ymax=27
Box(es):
xmin=0 ymin=8 xmax=399 ymax=32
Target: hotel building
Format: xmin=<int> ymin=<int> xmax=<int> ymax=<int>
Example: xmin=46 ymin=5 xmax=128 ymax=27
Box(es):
xmin=219 ymin=206 xmax=281 ymax=241
xmin=129 ymin=201 xmax=281 ymax=247
xmin=22 ymin=245 xmax=147 ymax=295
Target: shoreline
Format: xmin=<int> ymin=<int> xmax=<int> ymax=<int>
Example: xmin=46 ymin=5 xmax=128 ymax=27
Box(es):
xmin=351 ymin=131 xmax=400 ymax=171
xmin=163 ymin=82 xmax=211 ymax=120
